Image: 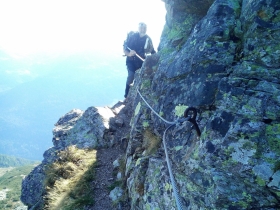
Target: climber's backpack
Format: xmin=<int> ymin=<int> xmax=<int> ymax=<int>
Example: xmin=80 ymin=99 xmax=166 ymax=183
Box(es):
xmin=124 ymin=31 xmax=139 ymax=51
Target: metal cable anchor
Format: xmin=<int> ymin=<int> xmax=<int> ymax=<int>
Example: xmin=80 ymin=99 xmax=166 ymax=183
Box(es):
xmin=183 ymin=107 xmax=201 ymax=137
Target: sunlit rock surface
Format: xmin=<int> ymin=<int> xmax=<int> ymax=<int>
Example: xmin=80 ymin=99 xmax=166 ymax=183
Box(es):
xmin=52 ymin=106 xmax=115 ymax=149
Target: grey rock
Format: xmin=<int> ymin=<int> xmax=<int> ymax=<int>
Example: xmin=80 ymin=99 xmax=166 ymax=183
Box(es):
xmin=115 ymin=117 xmax=124 ymax=127
xmin=268 ymin=170 xmax=280 ymax=191
xmin=117 ymin=172 xmax=122 ymax=180
xmin=109 ymin=187 xmax=123 ymax=202
xmin=113 ymin=158 xmax=120 ymax=168
xmin=21 ymin=165 xmax=45 ymax=209
xmin=52 ymin=106 xmax=115 ymax=149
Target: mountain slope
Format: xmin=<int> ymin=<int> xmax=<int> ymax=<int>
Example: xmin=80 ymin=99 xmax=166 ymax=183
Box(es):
xmin=0 ymin=154 xmax=38 ymax=167
xmin=0 ymin=165 xmax=36 ymax=210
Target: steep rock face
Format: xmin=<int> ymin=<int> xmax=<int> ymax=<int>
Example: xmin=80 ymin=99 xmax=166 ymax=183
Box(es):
xmin=125 ymin=0 xmax=280 ymax=209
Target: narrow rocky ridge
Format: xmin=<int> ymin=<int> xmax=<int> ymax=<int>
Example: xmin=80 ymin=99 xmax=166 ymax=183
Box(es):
xmin=21 ymin=100 xmax=135 ymax=209
xmin=89 ymin=101 xmax=133 ymax=210
xmin=91 ymin=147 xmax=126 ymax=210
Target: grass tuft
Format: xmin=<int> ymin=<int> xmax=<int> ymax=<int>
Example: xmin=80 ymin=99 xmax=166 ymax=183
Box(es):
xmin=44 ymin=145 xmax=97 ymax=209
xmin=143 ymin=129 xmax=161 ymax=156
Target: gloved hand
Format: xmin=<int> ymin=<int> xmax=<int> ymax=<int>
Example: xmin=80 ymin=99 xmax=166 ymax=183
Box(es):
xmin=128 ymin=50 xmax=136 ymax=56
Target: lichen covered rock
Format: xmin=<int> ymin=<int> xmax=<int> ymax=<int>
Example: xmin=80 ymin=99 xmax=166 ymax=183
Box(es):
xmin=124 ymin=0 xmax=280 ymax=209
xmin=52 ymin=106 xmax=115 ymax=149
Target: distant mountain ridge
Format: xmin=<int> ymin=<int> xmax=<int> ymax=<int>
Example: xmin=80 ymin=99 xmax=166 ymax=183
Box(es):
xmin=0 ymin=154 xmax=38 ymax=167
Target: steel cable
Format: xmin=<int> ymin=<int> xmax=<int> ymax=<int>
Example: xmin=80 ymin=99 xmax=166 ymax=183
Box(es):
xmin=137 ymin=88 xmax=187 ymax=210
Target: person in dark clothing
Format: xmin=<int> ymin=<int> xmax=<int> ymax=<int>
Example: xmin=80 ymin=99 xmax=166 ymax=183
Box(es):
xmin=123 ymin=22 xmax=156 ymax=101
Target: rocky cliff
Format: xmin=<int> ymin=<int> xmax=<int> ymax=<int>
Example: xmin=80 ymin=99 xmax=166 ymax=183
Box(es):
xmin=22 ymin=0 xmax=280 ymax=209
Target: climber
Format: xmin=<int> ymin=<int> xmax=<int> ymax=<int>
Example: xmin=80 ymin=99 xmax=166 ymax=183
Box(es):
xmin=123 ymin=22 xmax=156 ymax=102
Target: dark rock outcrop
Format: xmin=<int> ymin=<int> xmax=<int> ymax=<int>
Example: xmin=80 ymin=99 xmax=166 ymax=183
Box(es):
xmin=124 ymin=0 xmax=280 ymax=209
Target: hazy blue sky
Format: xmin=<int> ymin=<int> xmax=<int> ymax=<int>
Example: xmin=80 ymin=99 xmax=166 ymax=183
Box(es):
xmin=0 ymin=0 xmax=166 ymax=160
xmin=0 ymin=0 xmax=166 ymax=57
